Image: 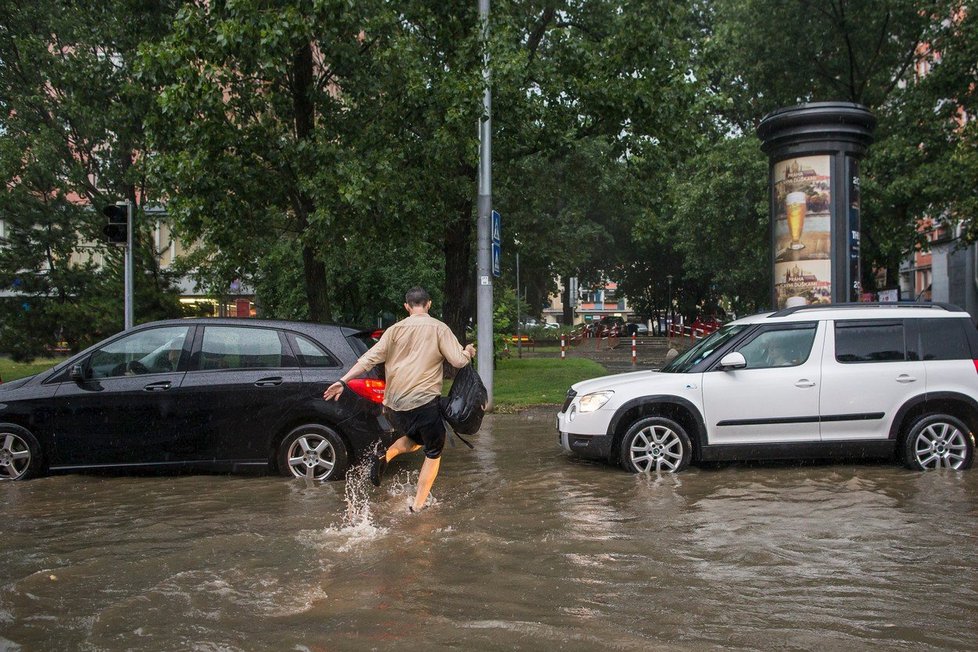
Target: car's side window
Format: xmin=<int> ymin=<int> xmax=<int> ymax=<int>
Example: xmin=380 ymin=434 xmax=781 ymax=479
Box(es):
xmin=736 ymin=325 xmax=817 ymax=369
xmin=835 ymin=321 xmax=905 ymax=363
xmin=198 ymin=327 xmax=284 ymax=370
xmin=293 ymin=335 xmax=341 ymax=368
xmin=917 ymin=318 xmax=970 ymax=361
xmin=89 ymin=326 xmax=191 ymax=379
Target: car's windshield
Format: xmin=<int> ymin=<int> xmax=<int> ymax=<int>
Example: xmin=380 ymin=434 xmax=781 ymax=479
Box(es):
xmin=660 ymin=324 xmax=748 ymax=373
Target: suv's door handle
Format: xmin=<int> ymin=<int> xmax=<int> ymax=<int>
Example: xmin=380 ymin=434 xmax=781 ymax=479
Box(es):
xmin=795 ymin=379 xmax=816 ymax=388
xmin=896 ymin=374 xmax=917 ymax=383
xmin=255 ymin=377 xmax=284 ymax=387
xmin=144 ymin=381 xmax=172 ymax=392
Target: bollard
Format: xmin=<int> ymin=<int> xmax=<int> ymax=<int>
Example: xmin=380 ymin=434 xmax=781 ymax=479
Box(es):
xmin=631 ymin=335 xmax=637 ymax=366
xmin=561 ymin=335 xmax=566 ymax=359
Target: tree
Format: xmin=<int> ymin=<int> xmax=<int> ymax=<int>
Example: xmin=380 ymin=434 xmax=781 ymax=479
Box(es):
xmin=0 ymin=0 xmax=184 ymax=359
xmin=693 ymin=0 xmax=978 ymax=295
xmin=491 ymin=0 xmax=701 ymax=323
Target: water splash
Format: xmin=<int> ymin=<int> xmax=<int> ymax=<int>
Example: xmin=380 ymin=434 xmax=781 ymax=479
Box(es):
xmin=341 ymin=457 xmax=374 ymax=528
xmin=297 ymin=456 xmax=388 ymax=553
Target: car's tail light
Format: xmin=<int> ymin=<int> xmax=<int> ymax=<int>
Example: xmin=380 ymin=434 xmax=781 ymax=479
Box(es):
xmin=370 ymin=329 xmax=384 ymax=340
xmin=974 ymin=360 xmax=978 ymax=374
xmin=347 ymin=378 xmax=385 ymax=403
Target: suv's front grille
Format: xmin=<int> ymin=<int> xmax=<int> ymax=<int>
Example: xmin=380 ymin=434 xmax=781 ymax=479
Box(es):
xmin=561 ymin=390 xmax=577 ymax=413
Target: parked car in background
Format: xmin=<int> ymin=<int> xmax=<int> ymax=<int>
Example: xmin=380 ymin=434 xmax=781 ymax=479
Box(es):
xmin=558 ymin=303 xmax=978 ymax=473
xmin=0 ymin=319 xmax=394 ymax=481
xmin=625 ymin=322 xmax=649 ymax=336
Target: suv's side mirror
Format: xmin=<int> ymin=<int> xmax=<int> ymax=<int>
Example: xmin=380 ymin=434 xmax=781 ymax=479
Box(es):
xmin=718 ymin=352 xmax=747 ymax=370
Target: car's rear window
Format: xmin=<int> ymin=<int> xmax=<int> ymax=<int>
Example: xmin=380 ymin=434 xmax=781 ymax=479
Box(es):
xmin=347 ymin=332 xmax=377 ymax=356
xmin=199 ymin=326 xmax=283 ymax=370
xmin=914 ymin=318 xmax=972 ymax=361
xmin=293 ymin=335 xmax=341 ymax=368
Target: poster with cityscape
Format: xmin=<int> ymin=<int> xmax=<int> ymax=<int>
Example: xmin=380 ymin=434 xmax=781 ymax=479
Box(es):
xmin=773 ymin=155 xmax=832 ymax=308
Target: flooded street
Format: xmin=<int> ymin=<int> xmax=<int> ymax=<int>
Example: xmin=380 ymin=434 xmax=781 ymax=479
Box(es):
xmin=2 ymin=408 xmax=977 ymax=651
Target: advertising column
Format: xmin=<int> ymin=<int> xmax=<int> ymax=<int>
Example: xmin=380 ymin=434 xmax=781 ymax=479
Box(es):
xmin=758 ymin=103 xmax=875 ymax=308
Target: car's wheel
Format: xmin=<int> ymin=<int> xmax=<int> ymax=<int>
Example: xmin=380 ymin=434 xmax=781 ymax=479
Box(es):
xmin=903 ymin=413 xmax=974 ymax=471
xmin=619 ymin=416 xmax=692 ymax=473
xmin=0 ymin=425 xmax=43 ymax=481
xmin=277 ymin=425 xmax=349 ymax=481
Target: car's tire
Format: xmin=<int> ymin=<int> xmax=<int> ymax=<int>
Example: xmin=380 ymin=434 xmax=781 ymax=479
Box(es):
xmin=0 ymin=424 xmax=44 ymax=481
xmin=902 ymin=413 xmax=974 ymax=471
xmin=619 ymin=416 xmax=692 ymax=473
xmin=277 ymin=424 xmax=349 ymax=481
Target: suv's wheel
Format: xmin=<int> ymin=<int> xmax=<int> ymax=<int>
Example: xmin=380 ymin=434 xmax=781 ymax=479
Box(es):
xmin=0 ymin=425 xmax=43 ymax=481
xmin=278 ymin=425 xmax=349 ymax=481
xmin=903 ymin=413 xmax=974 ymax=471
xmin=620 ymin=416 xmax=692 ymax=473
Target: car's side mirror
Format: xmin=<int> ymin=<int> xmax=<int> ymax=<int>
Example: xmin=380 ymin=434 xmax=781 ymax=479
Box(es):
xmin=718 ymin=352 xmax=747 ymax=370
xmin=70 ymin=363 xmax=87 ymax=382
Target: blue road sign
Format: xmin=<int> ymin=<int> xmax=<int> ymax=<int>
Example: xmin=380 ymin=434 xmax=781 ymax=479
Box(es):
xmin=491 ymin=210 xmax=501 ymax=244
xmin=492 ymin=242 xmax=501 ymax=277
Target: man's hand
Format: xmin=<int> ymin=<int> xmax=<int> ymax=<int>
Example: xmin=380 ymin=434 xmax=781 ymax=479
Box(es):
xmin=464 ymin=344 xmax=476 ymax=360
xmin=323 ymin=380 xmax=345 ymax=401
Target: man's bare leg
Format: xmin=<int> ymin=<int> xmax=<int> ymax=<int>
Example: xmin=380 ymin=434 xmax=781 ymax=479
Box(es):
xmin=412 ymin=455 xmax=441 ymax=512
xmin=385 ymin=435 xmax=420 ymax=462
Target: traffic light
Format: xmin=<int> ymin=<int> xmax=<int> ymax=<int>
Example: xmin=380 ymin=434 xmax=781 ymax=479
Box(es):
xmin=102 ymin=204 xmax=128 ymax=244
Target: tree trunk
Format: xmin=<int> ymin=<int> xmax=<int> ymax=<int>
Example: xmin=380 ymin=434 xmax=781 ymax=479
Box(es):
xmin=561 ymin=275 xmax=574 ymax=324
xmin=302 ymin=243 xmax=331 ymax=322
xmin=290 ymin=41 xmax=331 ymax=322
xmin=442 ymin=200 xmax=474 ymax=344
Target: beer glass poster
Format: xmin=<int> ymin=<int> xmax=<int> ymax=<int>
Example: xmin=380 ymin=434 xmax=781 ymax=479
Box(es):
xmin=773 ymin=155 xmax=832 ymax=308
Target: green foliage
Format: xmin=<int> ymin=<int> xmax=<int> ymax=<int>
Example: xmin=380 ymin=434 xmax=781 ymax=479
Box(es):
xmin=695 ymin=0 xmax=978 ymax=293
xmin=0 ymin=0 xmax=186 ymax=360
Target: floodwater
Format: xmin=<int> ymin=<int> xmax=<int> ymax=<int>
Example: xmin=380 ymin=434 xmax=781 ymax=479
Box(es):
xmin=2 ymin=408 xmax=977 ymax=651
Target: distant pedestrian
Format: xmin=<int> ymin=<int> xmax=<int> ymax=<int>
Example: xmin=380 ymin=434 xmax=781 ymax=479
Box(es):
xmin=322 ymin=287 xmax=475 ymax=513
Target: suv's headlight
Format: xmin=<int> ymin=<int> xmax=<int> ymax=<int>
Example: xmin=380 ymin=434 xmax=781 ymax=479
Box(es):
xmin=578 ymin=390 xmax=614 ymax=413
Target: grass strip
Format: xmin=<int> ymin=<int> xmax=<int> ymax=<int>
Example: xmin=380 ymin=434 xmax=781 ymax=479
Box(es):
xmin=491 ymin=356 xmax=607 ymax=412
xmin=0 ymin=357 xmax=67 ymax=383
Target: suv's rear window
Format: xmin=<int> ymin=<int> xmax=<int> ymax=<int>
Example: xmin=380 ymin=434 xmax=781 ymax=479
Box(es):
xmin=915 ymin=318 xmax=971 ymax=361
xmin=835 ymin=321 xmax=905 ymax=363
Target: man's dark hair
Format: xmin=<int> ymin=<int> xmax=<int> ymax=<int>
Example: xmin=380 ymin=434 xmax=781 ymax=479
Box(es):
xmin=405 ymin=287 xmax=431 ymax=307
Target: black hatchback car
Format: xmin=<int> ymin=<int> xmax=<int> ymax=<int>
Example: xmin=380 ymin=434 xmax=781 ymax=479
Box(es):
xmin=0 ymin=319 xmax=394 ymax=481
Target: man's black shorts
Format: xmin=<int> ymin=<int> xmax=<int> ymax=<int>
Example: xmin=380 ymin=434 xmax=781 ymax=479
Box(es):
xmin=386 ymin=398 xmax=445 ymax=459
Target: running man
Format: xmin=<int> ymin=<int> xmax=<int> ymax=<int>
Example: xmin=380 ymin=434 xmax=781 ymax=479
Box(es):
xmin=322 ymin=287 xmax=475 ymax=513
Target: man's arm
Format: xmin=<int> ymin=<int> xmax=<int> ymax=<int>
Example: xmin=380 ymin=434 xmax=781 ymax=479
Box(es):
xmin=323 ymin=333 xmax=389 ymax=401
xmin=439 ymin=327 xmax=476 ymax=369
xmin=322 ymin=360 xmax=371 ymax=401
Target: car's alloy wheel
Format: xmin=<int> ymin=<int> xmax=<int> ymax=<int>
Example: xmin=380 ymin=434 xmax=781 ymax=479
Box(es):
xmin=904 ymin=414 xmax=974 ymax=471
xmin=279 ymin=425 xmax=349 ymax=481
xmin=0 ymin=426 xmax=41 ymax=481
xmin=620 ymin=416 xmax=692 ymax=473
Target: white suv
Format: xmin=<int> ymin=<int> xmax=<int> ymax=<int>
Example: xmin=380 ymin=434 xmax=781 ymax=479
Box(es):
xmin=556 ymin=303 xmax=978 ymax=473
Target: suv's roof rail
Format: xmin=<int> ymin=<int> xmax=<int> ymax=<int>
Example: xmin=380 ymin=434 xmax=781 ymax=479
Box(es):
xmin=769 ymin=302 xmax=965 ymax=318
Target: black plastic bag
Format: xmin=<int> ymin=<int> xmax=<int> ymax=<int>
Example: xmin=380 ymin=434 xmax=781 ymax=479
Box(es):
xmin=440 ymin=363 xmax=488 ymax=437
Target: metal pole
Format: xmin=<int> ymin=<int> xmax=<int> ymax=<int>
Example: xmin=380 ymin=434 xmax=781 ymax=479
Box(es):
xmin=516 ymin=249 xmax=521 ymax=358
xmin=476 ymin=0 xmax=494 ymax=409
xmin=125 ymin=199 xmax=134 ymax=330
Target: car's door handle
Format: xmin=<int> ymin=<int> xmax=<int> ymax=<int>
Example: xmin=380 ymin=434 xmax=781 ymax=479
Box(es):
xmin=143 ymin=381 xmax=172 ymax=392
xmin=896 ymin=374 xmax=917 ymax=383
xmin=255 ymin=377 xmax=284 ymax=387
xmin=794 ymin=379 xmax=816 ymax=388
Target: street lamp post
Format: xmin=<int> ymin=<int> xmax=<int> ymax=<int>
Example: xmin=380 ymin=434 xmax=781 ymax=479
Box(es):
xmin=476 ymin=0 xmax=494 ymax=409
